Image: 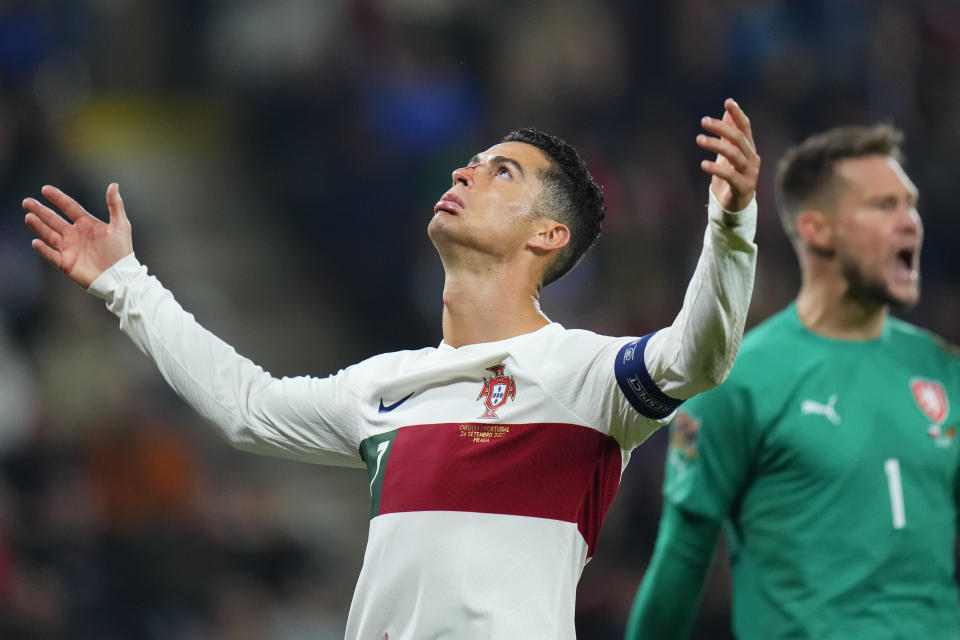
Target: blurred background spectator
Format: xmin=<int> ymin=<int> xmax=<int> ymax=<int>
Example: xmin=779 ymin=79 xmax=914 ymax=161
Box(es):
xmin=2 ymin=1 xmax=958 ymax=638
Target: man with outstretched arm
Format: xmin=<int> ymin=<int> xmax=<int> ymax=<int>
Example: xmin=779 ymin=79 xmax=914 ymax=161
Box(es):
xmin=25 ymin=99 xmax=759 ymax=640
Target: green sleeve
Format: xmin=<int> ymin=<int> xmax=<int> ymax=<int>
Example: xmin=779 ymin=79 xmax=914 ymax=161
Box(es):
xmin=624 ymin=503 xmax=721 ymax=640
xmin=663 ymin=376 xmax=756 ymax=521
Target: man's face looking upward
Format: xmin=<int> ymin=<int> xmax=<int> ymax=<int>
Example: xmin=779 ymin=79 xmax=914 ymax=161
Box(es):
xmin=428 ymin=141 xmax=554 ymax=261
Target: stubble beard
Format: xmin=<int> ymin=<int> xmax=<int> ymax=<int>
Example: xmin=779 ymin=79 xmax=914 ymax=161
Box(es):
xmin=840 ymin=255 xmax=921 ymax=311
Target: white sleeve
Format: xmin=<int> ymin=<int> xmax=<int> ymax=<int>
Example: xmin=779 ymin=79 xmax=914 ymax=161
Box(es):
xmin=87 ymin=254 xmax=364 ymax=468
xmin=614 ymin=190 xmax=757 ymax=417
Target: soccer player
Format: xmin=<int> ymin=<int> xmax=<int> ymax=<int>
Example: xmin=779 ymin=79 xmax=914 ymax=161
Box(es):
xmin=625 ymin=124 xmax=960 ymax=639
xmin=24 ymin=99 xmax=759 ymax=639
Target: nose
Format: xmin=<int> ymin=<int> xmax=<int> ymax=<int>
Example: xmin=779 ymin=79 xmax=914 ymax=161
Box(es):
xmin=901 ymin=205 xmax=922 ymax=236
xmin=451 ymin=164 xmax=479 ymax=187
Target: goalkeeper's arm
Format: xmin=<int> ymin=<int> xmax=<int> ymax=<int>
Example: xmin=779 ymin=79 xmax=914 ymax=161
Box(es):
xmin=624 ymin=502 xmax=721 ymax=640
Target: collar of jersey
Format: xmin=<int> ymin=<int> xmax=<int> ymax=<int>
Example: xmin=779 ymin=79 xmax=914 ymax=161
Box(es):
xmin=787 ymin=301 xmax=892 ymax=346
xmin=437 ymin=322 xmax=564 ymax=352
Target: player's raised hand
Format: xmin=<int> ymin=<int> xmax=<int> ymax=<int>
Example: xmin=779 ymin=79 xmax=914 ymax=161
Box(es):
xmin=697 ymin=98 xmax=760 ymax=212
xmin=23 ymin=183 xmax=133 ymax=289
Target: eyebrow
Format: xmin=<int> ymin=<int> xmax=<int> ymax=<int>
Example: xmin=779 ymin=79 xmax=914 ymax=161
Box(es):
xmin=466 ymin=154 xmax=526 ymax=178
xmin=908 ymin=185 xmax=920 ymax=205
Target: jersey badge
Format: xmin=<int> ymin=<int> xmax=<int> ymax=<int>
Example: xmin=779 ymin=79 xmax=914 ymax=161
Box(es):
xmin=927 ymin=424 xmax=956 ymax=448
xmin=801 ymin=394 xmax=841 ymax=425
xmin=477 ymin=364 xmax=516 ymax=419
xmin=670 ymin=411 xmax=701 ymax=460
xmin=911 ymin=378 xmax=949 ymax=424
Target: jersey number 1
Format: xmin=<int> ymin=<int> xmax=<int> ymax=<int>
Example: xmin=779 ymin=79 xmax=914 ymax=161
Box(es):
xmin=884 ymin=458 xmax=906 ymax=530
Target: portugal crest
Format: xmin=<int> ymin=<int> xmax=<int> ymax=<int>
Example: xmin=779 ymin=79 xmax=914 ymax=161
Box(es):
xmin=477 ymin=364 xmax=516 ymax=419
xmin=911 ymin=378 xmax=949 ymax=424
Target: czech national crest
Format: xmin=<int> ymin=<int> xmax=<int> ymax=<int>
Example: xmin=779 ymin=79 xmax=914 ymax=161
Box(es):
xmin=477 ymin=364 xmax=516 ymax=419
xmin=911 ymin=378 xmax=949 ymax=424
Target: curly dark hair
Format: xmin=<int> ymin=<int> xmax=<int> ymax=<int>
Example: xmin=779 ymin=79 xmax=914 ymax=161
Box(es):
xmin=775 ymin=124 xmax=904 ymax=242
xmin=501 ymin=128 xmax=605 ymax=287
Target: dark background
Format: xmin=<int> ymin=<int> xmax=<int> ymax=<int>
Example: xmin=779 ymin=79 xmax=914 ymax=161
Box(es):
xmin=1 ymin=1 xmax=958 ymax=638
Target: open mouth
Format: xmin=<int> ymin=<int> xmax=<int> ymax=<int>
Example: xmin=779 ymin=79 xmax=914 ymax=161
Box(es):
xmin=893 ymin=248 xmax=920 ymax=283
xmin=896 ymin=248 xmax=915 ymax=269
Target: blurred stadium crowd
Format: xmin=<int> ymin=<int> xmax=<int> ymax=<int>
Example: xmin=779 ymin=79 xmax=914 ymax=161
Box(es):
xmin=1 ymin=1 xmax=959 ymax=638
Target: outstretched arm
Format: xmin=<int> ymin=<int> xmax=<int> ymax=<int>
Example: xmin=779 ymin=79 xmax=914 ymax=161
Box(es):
xmin=23 ymin=185 xmax=363 ymax=466
xmin=23 ymin=183 xmax=133 ymax=288
xmin=635 ymin=99 xmax=760 ymax=408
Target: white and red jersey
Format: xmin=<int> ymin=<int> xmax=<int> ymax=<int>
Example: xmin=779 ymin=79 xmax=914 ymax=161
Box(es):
xmin=87 ymin=193 xmax=756 ymax=639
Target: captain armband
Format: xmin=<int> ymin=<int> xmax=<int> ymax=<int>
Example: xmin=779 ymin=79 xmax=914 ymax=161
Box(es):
xmin=615 ymin=333 xmax=683 ymax=419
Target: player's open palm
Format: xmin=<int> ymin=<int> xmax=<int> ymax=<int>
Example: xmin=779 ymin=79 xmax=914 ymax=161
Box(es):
xmin=697 ymin=98 xmax=760 ymax=212
xmin=23 ymin=183 xmax=133 ymax=289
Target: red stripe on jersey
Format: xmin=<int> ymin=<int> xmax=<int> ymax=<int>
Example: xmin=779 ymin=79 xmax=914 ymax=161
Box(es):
xmin=378 ymin=422 xmax=622 ymax=557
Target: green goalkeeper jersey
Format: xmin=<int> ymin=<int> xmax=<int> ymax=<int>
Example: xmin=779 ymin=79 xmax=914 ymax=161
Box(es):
xmin=665 ymin=304 xmax=960 ymax=638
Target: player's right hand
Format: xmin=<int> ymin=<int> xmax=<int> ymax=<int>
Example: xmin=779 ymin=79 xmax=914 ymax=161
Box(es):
xmin=23 ymin=183 xmax=133 ymax=289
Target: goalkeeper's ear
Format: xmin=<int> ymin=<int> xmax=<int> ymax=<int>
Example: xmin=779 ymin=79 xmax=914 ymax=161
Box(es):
xmin=796 ymin=209 xmax=834 ymax=255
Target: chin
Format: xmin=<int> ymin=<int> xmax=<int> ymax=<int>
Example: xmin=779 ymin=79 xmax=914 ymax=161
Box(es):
xmin=427 ymin=214 xmax=450 ymax=244
xmin=882 ymin=278 xmax=921 ymax=310
xmin=888 ymin=290 xmax=921 ymax=311
xmin=843 ymin=261 xmax=922 ymax=312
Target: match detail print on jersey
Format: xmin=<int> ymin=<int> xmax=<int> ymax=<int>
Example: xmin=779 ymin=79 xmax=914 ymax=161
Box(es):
xmin=359 ymin=421 xmax=623 ymax=556
xmin=615 ymin=332 xmax=683 ymax=419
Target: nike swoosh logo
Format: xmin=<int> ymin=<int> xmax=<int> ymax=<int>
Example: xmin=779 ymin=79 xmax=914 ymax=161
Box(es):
xmin=378 ymin=392 xmax=414 ymax=414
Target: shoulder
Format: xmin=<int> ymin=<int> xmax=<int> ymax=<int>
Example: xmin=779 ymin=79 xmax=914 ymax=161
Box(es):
xmin=511 ymin=324 xmax=631 ymax=362
xmin=885 ymin=318 xmax=960 ymax=387
xmin=740 ymin=306 xmax=800 ymax=350
xmin=886 ymin=317 xmax=960 ymax=357
xmin=541 ymin=324 xmax=627 ymax=346
xmin=681 ymin=308 xmax=801 ymax=416
xmin=345 ymin=346 xmax=437 ymax=377
xmin=723 ymin=308 xmax=802 ymax=381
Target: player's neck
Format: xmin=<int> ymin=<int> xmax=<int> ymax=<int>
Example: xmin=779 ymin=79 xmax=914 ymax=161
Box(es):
xmin=795 ymin=279 xmax=888 ymax=340
xmin=440 ymin=267 xmax=551 ymax=348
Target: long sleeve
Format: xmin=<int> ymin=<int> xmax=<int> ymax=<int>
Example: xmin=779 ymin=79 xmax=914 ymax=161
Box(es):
xmin=87 ymin=254 xmax=364 ymax=467
xmin=644 ymin=190 xmax=757 ymax=400
xmin=624 ymin=502 xmax=721 ymax=640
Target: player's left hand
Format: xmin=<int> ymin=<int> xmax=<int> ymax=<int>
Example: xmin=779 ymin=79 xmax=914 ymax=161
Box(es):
xmin=697 ymin=98 xmax=760 ymax=212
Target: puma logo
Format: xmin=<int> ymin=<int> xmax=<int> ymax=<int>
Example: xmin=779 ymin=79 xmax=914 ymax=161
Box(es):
xmin=801 ymin=394 xmax=841 ymax=425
